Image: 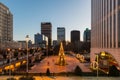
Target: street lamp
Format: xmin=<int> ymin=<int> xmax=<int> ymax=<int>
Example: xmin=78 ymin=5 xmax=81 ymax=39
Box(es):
xmin=7 ymin=48 xmax=11 ymax=79
xmin=96 ymin=54 xmax=99 ymax=79
xmin=25 ymin=35 xmax=29 ymax=73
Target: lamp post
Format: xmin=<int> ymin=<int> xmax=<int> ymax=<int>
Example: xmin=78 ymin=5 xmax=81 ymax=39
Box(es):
xmin=96 ymin=54 xmax=99 ymax=79
xmin=25 ymin=35 xmax=29 ymax=74
xmin=0 ymin=37 xmax=2 ymax=50
xmin=7 ymin=48 xmax=11 ymax=79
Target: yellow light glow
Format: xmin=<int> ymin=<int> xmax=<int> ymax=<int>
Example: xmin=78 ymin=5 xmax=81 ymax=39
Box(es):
xmin=101 ymin=51 xmax=105 ymax=57
xmin=76 ymin=54 xmax=80 ymax=58
xmin=15 ymin=62 xmax=21 ymax=67
xmin=5 ymin=66 xmax=9 ymax=70
xmin=0 ymin=68 xmax=2 ymax=72
xmin=22 ymin=60 xmax=26 ymax=64
xmin=91 ymin=61 xmax=98 ymax=70
xmin=8 ymin=48 xmax=10 ymax=51
xmin=10 ymin=65 xmax=14 ymax=69
xmin=4 ymin=65 xmax=14 ymax=70
xmin=12 ymin=68 xmax=15 ymax=71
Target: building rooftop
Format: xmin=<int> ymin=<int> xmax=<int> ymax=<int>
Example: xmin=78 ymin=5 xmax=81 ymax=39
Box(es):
xmin=41 ymin=22 xmax=51 ymax=25
xmin=0 ymin=2 xmax=9 ymax=10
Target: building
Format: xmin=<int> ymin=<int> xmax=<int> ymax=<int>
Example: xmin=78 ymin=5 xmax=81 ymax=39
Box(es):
xmin=34 ymin=33 xmax=48 ymax=48
xmin=28 ymin=40 xmax=32 ymax=48
xmin=53 ymin=40 xmax=58 ymax=47
xmin=1 ymin=41 xmax=20 ymax=49
xmin=91 ymin=0 xmax=120 ymax=68
xmin=71 ymin=30 xmax=80 ymax=43
xmin=41 ymin=22 xmax=52 ymax=48
xmin=0 ymin=3 xmax=13 ymax=42
xmin=83 ymin=28 xmax=91 ymax=42
xmin=12 ymin=41 xmax=20 ymax=49
xmin=34 ymin=33 xmax=42 ymax=45
xmin=57 ymin=27 xmax=65 ymax=43
xmin=17 ymin=41 xmax=26 ymax=49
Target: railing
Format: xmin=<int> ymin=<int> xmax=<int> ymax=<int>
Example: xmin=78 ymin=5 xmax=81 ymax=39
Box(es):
xmin=0 ymin=52 xmax=43 ymax=67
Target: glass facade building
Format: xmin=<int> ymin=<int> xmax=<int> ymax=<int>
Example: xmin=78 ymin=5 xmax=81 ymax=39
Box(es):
xmin=57 ymin=27 xmax=65 ymax=43
xmin=71 ymin=30 xmax=80 ymax=43
xmin=83 ymin=28 xmax=91 ymax=42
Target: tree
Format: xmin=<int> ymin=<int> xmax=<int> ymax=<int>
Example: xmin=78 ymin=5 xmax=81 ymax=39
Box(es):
xmin=14 ymin=51 xmax=18 ymax=58
xmin=46 ymin=68 xmax=50 ymax=76
xmin=74 ymin=66 xmax=82 ymax=76
xmin=109 ymin=65 xmax=120 ymax=76
xmin=3 ymin=54 xmax=7 ymax=59
xmin=80 ymin=42 xmax=90 ymax=53
xmin=29 ymin=49 xmax=34 ymax=54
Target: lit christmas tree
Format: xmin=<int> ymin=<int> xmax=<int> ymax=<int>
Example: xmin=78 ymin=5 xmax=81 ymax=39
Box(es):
xmin=56 ymin=42 xmax=66 ymax=66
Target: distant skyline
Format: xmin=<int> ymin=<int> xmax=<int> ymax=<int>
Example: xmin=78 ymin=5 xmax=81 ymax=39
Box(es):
xmin=0 ymin=0 xmax=91 ymax=42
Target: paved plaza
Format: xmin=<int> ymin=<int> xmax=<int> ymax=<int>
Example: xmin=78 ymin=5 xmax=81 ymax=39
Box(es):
xmin=29 ymin=55 xmax=91 ymax=73
xmin=0 ymin=76 xmax=120 ymax=80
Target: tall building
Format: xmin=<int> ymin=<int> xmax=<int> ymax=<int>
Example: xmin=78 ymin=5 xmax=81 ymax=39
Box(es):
xmin=83 ymin=28 xmax=91 ymax=42
xmin=34 ymin=33 xmax=42 ymax=45
xmin=57 ymin=27 xmax=65 ymax=43
xmin=71 ymin=30 xmax=80 ymax=43
xmin=53 ymin=40 xmax=58 ymax=47
xmin=41 ymin=22 xmax=52 ymax=48
xmin=28 ymin=40 xmax=32 ymax=48
xmin=0 ymin=3 xmax=13 ymax=42
xmin=91 ymin=0 xmax=120 ymax=68
xmin=18 ymin=41 xmax=26 ymax=49
xmin=34 ymin=33 xmax=48 ymax=48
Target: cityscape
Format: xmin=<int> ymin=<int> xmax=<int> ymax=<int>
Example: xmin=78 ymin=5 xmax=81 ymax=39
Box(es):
xmin=0 ymin=0 xmax=120 ymax=80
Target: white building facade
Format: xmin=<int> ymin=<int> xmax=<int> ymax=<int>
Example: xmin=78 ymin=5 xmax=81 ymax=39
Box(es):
xmin=91 ymin=0 xmax=120 ymax=67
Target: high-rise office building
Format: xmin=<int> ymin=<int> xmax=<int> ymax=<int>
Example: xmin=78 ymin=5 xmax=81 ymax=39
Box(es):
xmin=91 ymin=0 xmax=120 ymax=67
xmin=71 ymin=30 xmax=80 ymax=43
xmin=57 ymin=27 xmax=65 ymax=43
xmin=34 ymin=33 xmax=48 ymax=48
xmin=34 ymin=33 xmax=42 ymax=45
xmin=0 ymin=3 xmax=13 ymax=42
xmin=83 ymin=28 xmax=91 ymax=42
xmin=41 ymin=22 xmax=52 ymax=47
xmin=53 ymin=40 xmax=58 ymax=47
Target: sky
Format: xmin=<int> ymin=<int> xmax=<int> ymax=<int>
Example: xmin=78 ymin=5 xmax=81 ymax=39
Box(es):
xmin=0 ymin=0 xmax=91 ymax=42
